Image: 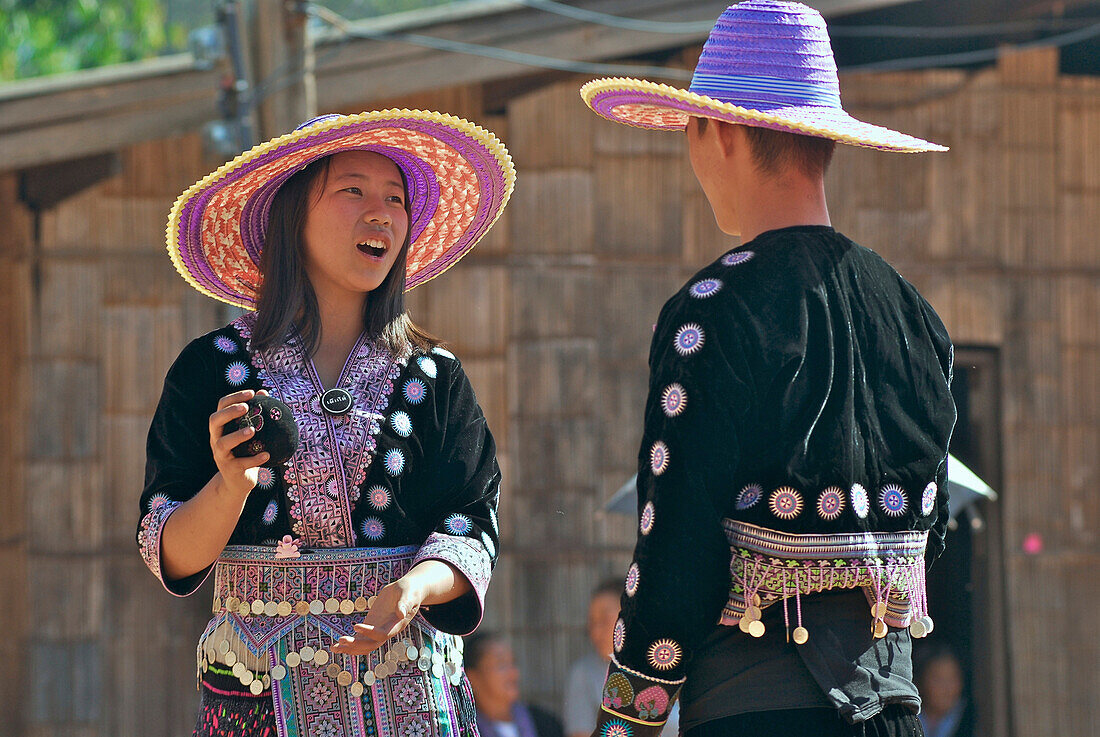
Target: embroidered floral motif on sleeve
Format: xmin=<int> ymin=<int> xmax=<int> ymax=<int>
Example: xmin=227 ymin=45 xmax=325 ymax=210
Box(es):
xmin=817 ymin=487 xmax=845 ymax=520
xmin=736 ymin=483 xmax=763 ymax=510
xmin=361 ymin=517 xmax=385 ymax=540
xmin=649 ymin=441 xmax=670 ymax=476
xmin=613 ymin=618 xmax=626 ymax=652
xmin=646 ymin=639 xmax=682 ymax=671
xmin=880 ymin=484 xmax=908 ymax=516
xmin=633 ymin=686 xmax=670 ymax=721
xmin=721 ymin=250 xmax=755 ymax=266
xmin=444 ymin=513 xmax=473 ymax=536
xmin=603 ymin=673 xmax=634 ymax=709
xmin=412 ymin=532 xmax=492 ymax=603
xmin=625 ymin=563 xmax=640 ymax=597
xmin=403 ymin=378 xmax=428 ymax=405
xmin=660 ymin=383 xmax=687 ymax=417
xmin=367 ymin=485 xmax=392 ymax=510
xmin=921 ymin=482 xmax=937 ymax=516
xmin=138 ymin=499 xmax=182 ymax=582
xmin=639 ymin=501 xmax=655 ymax=535
xmin=390 ymin=410 xmax=413 ymax=437
xmin=225 ymin=361 xmax=251 ymax=386
xmin=673 ymin=323 xmax=704 ymax=356
xmin=597 ymin=656 xmax=685 ymax=735
xmin=384 ymin=448 xmax=406 ymax=476
xmin=417 ymin=356 xmax=437 ymax=378
xmin=601 ymin=720 xmax=633 ymax=737
xmin=769 ymin=486 xmax=803 ymax=520
xmin=213 ymin=335 xmax=239 ymax=353
xmin=689 ymin=278 xmax=723 ymax=298
xmin=851 ymin=483 xmax=870 ymax=519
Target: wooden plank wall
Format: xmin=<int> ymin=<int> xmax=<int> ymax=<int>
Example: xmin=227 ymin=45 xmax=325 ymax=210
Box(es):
xmin=1 ymin=46 xmax=1096 ymax=736
xmin=2 ymin=134 xmax=224 ymax=736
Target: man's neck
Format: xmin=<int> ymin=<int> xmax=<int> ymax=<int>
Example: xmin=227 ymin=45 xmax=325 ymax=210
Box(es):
xmin=735 ymin=173 xmax=830 ymax=244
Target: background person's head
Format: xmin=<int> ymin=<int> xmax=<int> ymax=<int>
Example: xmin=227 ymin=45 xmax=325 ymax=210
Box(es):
xmin=588 ymin=578 xmax=623 ymax=660
xmin=915 ymin=646 xmax=965 ymax=720
xmin=465 ymin=631 xmax=521 ymax=720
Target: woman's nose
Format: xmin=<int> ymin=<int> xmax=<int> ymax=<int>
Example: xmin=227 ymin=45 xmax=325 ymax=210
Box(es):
xmin=364 ymin=206 xmax=391 ymax=227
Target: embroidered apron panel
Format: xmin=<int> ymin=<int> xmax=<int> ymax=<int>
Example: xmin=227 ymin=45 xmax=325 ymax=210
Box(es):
xmin=198 ymin=546 xmax=467 ymax=737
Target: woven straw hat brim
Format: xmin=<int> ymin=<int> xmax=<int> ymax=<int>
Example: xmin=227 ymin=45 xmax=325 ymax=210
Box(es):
xmin=581 ymin=77 xmax=947 ymax=153
xmin=167 ymin=109 xmax=516 ymax=309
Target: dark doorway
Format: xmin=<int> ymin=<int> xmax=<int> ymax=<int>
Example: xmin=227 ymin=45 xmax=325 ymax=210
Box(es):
xmin=919 ymin=348 xmax=1011 ymax=737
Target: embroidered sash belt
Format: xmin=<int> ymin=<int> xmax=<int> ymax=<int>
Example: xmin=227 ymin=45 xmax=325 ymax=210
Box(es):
xmin=198 ymin=545 xmax=467 ymax=737
xmin=720 ymin=520 xmax=934 ymax=643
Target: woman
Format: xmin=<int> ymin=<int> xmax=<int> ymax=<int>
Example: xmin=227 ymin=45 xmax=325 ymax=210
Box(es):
xmin=137 ymin=111 xmax=515 ymax=737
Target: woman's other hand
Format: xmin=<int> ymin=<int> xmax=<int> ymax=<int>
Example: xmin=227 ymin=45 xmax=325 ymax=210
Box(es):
xmin=331 ymin=577 xmax=424 ymax=655
xmin=331 ymin=559 xmax=471 ymax=655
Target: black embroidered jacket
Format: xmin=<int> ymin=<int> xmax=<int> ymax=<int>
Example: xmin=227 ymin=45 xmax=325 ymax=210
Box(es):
xmin=595 ymin=226 xmax=955 ymax=735
xmin=138 ymin=314 xmax=501 ymax=636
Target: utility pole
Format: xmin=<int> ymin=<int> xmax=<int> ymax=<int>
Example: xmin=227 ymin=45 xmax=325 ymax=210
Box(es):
xmin=250 ymin=0 xmax=317 ymax=140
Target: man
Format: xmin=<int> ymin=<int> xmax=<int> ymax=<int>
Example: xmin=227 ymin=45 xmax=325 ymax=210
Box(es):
xmin=579 ymin=3 xmax=956 ymax=736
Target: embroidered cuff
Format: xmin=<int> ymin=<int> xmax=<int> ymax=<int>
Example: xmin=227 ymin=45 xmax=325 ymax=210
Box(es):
xmin=412 ymin=532 xmax=491 ymax=635
xmin=137 ymin=500 xmax=214 ymax=597
xmin=594 ymin=655 xmax=684 ymax=737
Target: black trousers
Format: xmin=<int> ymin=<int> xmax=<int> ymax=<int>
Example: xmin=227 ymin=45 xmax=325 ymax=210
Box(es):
xmin=683 ymin=704 xmax=924 ymax=737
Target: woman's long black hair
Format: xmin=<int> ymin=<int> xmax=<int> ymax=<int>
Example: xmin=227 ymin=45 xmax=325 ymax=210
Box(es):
xmin=251 ymin=154 xmax=441 ymax=356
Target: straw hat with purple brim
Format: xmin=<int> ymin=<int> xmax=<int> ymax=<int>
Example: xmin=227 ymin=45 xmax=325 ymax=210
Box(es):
xmin=167 ymin=109 xmax=516 ymax=308
xmin=581 ymin=0 xmax=946 ymax=153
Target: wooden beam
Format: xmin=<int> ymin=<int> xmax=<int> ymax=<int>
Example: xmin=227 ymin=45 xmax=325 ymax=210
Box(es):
xmin=0 ymin=92 xmax=218 ymax=171
xmin=0 ymin=56 xmax=218 ymax=134
xmin=0 ymin=0 xmax=910 ymax=172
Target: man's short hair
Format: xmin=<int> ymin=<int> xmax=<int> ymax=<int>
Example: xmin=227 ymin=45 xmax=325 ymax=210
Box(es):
xmin=696 ymin=117 xmax=836 ymax=178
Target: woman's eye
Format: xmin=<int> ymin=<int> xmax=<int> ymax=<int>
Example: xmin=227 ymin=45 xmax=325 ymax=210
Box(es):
xmin=387 ymin=195 xmax=404 ymax=204
xmin=344 ymin=187 xmax=362 ymax=196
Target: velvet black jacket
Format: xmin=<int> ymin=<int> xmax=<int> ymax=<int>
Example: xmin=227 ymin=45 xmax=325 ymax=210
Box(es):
xmin=597 ymin=226 xmax=955 ymax=733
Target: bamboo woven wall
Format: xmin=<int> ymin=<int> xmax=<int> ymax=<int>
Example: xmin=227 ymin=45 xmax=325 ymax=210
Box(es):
xmin=0 ymin=46 xmax=1096 ymax=736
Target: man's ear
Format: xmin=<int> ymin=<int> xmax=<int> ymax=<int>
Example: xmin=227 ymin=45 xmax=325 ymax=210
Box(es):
xmin=712 ymin=119 xmax=740 ymax=159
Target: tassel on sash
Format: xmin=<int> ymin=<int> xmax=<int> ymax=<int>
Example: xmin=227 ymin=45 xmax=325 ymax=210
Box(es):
xmin=721 ymin=519 xmax=935 ymax=643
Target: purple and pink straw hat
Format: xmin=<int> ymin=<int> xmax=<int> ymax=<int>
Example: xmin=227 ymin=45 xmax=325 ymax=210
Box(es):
xmin=167 ymin=110 xmax=515 ymax=308
xmin=582 ymin=0 xmax=947 ymax=153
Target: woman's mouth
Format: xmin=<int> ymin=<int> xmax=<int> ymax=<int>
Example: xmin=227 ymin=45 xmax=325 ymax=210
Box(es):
xmin=356 ymin=238 xmax=388 ymax=258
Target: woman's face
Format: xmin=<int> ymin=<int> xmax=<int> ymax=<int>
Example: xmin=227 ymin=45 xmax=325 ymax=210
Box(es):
xmin=301 ymin=150 xmax=409 ymax=304
xmin=466 ymin=640 xmax=520 ymax=710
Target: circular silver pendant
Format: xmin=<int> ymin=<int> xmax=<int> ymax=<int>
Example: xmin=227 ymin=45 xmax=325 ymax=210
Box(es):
xmin=321 ymin=388 xmax=353 ymax=416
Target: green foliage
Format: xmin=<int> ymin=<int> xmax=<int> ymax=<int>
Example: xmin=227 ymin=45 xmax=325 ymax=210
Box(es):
xmin=0 ymin=0 xmax=182 ymax=81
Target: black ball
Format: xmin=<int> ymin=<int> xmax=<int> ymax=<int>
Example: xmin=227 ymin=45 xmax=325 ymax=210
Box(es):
xmin=224 ymin=395 xmax=299 ymax=466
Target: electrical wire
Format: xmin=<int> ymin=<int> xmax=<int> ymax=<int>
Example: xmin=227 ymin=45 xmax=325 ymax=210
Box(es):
xmin=510 ymin=0 xmax=713 ymax=34
xmin=308 ymin=3 xmax=693 ymax=80
xmin=511 ymin=0 xmax=1100 ymax=40
xmin=829 ymin=17 xmax=1100 ymax=38
xmin=844 ymin=20 xmax=1100 ymax=73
